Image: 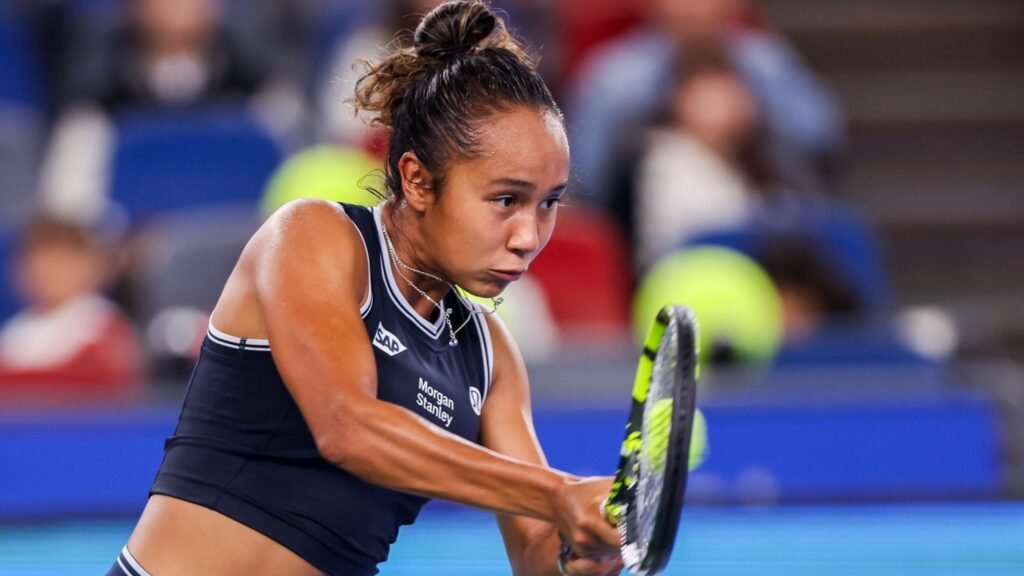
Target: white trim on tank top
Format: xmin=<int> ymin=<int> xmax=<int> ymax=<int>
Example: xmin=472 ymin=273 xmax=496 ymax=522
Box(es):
xmin=372 ymin=206 xmax=446 ymax=339
xmin=204 ymin=206 xmax=377 ymax=352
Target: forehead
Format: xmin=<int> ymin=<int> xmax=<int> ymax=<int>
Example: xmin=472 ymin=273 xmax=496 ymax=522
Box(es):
xmin=683 ymin=70 xmax=745 ymax=92
xmin=462 ymin=107 xmax=569 ymax=181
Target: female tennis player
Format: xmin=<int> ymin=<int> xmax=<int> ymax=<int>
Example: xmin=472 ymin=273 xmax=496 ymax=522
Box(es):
xmin=109 ymin=2 xmax=623 ymax=575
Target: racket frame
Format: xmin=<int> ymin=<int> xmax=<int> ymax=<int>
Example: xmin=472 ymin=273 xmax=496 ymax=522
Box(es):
xmin=606 ymin=305 xmax=698 ymax=575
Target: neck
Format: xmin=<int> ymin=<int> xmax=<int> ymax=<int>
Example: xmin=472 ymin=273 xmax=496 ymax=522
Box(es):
xmin=381 ymin=202 xmax=453 ymax=321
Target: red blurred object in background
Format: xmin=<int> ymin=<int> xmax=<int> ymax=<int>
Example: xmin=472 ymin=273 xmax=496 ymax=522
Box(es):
xmin=528 ymin=206 xmax=631 ymax=342
xmin=557 ymin=0 xmax=641 ymax=83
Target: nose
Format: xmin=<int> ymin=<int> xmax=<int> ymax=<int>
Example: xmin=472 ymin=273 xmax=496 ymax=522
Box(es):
xmin=507 ymin=212 xmax=541 ymax=256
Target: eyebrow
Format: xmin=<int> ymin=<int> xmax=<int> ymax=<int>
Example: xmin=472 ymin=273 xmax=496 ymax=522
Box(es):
xmin=489 ymin=178 xmax=534 ymax=189
xmin=489 ymin=178 xmax=569 ymax=193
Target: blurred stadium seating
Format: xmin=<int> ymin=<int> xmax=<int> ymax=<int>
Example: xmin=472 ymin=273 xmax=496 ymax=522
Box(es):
xmin=306 ymin=1 xmax=378 ymax=96
xmin=686 ymin=201 xmax=893 ymax=313
xmin=131 ymin=204 xmax=260 ymax=325
xmin=760 ymin=0 xmax=1024 ymax=354
xmin=109 ymin=107 xmax=282 ymax=224
xmin=0 ymin=2 xmax=43 ymax=110
xmin=0 ymin=3 xmax=44 ymax=229
xmin=129 ymin=203 xmax=261 ymax=379
xmin=0 ymin=228 xmax=18 ymax=323
xmin=0 ymin=104 xmax=42 ymax=228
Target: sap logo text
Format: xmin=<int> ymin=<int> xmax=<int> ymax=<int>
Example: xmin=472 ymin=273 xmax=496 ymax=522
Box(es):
xmin=373 ymin=323 xmax=407 ymax=357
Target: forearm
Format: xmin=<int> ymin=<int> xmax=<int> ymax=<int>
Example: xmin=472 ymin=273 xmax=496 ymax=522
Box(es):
xmin=322 ymin=398 xmax=574 ymax=522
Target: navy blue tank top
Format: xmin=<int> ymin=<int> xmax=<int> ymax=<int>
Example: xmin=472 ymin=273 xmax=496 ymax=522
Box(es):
xmin=151 ymin=203 xmax=494 ymax=575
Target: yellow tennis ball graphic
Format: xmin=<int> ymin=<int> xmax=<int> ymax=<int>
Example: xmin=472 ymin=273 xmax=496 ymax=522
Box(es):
xmin=689 ymin=408 xmax=708 ymax=471
xmin=634 ymin=247 xmax=784 ymax=364
xmin=643 ymin=403 xmax=710 ymax=474
xmin=260 ymin=145 xmax=382 ymax=217
xmin=643 ymin=398 xmax=674 ymax=474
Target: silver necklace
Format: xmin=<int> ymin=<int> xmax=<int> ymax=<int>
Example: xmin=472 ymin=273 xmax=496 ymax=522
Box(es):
xmin=380 ymin=214 xmax=503 ymax=346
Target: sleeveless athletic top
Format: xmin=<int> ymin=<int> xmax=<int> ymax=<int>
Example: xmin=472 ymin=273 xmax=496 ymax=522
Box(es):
xmin=151 ymin=203 xmax=494 ymax=575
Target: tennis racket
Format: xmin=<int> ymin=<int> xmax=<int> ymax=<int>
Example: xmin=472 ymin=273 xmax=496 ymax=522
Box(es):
xmin=561 ymin=305 xmax=699 ymax=575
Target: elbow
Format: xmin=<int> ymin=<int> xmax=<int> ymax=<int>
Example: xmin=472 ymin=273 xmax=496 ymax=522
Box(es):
xmin=314 ymin=427 xmax=358 ymax=468
xmin=312 ymin=402 xmax=376 ymax=475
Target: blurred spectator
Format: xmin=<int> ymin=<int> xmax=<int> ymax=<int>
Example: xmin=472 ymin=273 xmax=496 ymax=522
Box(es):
xmin=220 ymin=0 xmax=333 ymax=89
xmin=754 ymin=236 xmax=863 ymax=345
xmin=62 ymin=0 xmax=264 ymax=113
xmin=39 ymin=0 xmax=280 ymax=226
xmin=314 ymin=0 xmax=553 ymax=148
xmin=0 ymin=215 xmax=144 ymax=390
xmin=634 ymin=238 xmax=866 ymax=368
xmin=314 ymin=0 xmax=449 ymax=147
xmin=613 ymin=43 xmax=787 ymax=272
xmin=568 ymin=0 xmax=843 ymax=205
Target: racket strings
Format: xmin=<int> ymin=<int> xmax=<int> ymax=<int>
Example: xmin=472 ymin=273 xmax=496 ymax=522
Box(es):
xmin=632 ymin=320 xmax=680 ymax=568
xmin=611 ymin=307 xmax=698 ymax=576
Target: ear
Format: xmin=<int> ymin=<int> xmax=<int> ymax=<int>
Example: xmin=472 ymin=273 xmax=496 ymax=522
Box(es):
xmin=397 ymin=151 xmax=436 ymax=212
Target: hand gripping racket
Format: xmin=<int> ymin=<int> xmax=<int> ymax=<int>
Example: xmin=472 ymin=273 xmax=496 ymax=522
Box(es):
xmin=560 ymin=305 xmax=699 ymax=575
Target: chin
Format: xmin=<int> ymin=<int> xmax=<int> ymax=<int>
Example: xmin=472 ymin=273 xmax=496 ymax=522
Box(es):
xmin=460 ymin=280 xmax=507 ymax=299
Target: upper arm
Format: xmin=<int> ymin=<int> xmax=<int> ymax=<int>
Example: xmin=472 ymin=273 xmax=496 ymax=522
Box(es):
xmin=250 ymin=200 xmax=378 ymax=453
xmin=479 ymin=314 xmax=558 ymax=573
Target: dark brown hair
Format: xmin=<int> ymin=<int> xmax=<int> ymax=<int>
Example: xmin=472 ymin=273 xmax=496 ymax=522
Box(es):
xmin=348 ymin=1 xmax=561 ymax=200
xmin=18 ymin=215 xmax=100 ymax=255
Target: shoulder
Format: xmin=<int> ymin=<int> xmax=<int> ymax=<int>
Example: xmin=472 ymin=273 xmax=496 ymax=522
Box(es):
xmin=262 ymin=198 xmax=360 ymax=242
xmin=248 ymin=199 xmax=369 ymax=292
xmin=482 ymin=311 xmax=526 ymax=391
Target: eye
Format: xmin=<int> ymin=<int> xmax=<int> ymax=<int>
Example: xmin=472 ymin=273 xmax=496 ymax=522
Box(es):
xmin=542 ymin=196 xmax=564 ymax=210
xmin=493 ymin=196 xmax=516 ymax=209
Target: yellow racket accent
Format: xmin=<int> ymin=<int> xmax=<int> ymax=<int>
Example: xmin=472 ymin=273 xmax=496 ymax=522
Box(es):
xmin=632 ymin=313 xmax=668 ymax=403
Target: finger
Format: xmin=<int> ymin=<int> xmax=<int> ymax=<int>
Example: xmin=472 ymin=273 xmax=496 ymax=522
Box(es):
xmin=571 ymin=542 xmax=621 ymax=566
xmin=571 ymin=539 xmax=614 ymax=561
xmin=569 ymin=553 xmax=622 ymax=573
xmin=564 ymin=556 xmax=618 ymax=576
xmin=603 ymin=556 xmax=625 ymax=575
xmin=594 ymin=518 xmax=622 ymax=550
xmin=575 ymin=518 xmax=621 ymax=555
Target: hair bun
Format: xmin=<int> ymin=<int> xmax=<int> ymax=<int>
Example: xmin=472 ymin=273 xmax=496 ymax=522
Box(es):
xmin=414 ymin=1 xmax=497 ymax=60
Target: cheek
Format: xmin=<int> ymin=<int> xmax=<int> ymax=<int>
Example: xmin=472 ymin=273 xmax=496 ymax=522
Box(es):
xmin=437 ymin=206 xmax=497 ymax=263
xmin=537 ymin=211 xmax=558 ymax=253
xmin=17 ymin=257 xmax=64 ymax=301
xmin=22 ymin=254 xmax=55 ymax=288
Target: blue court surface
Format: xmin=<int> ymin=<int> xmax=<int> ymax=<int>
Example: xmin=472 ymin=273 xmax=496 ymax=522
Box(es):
xmin=1 ymin=502 xmax=1021 ymax=575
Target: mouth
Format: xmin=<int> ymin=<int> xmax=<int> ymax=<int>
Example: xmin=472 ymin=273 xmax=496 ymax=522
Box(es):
xmin=489 ymin=269 xmax=525 ymax=282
